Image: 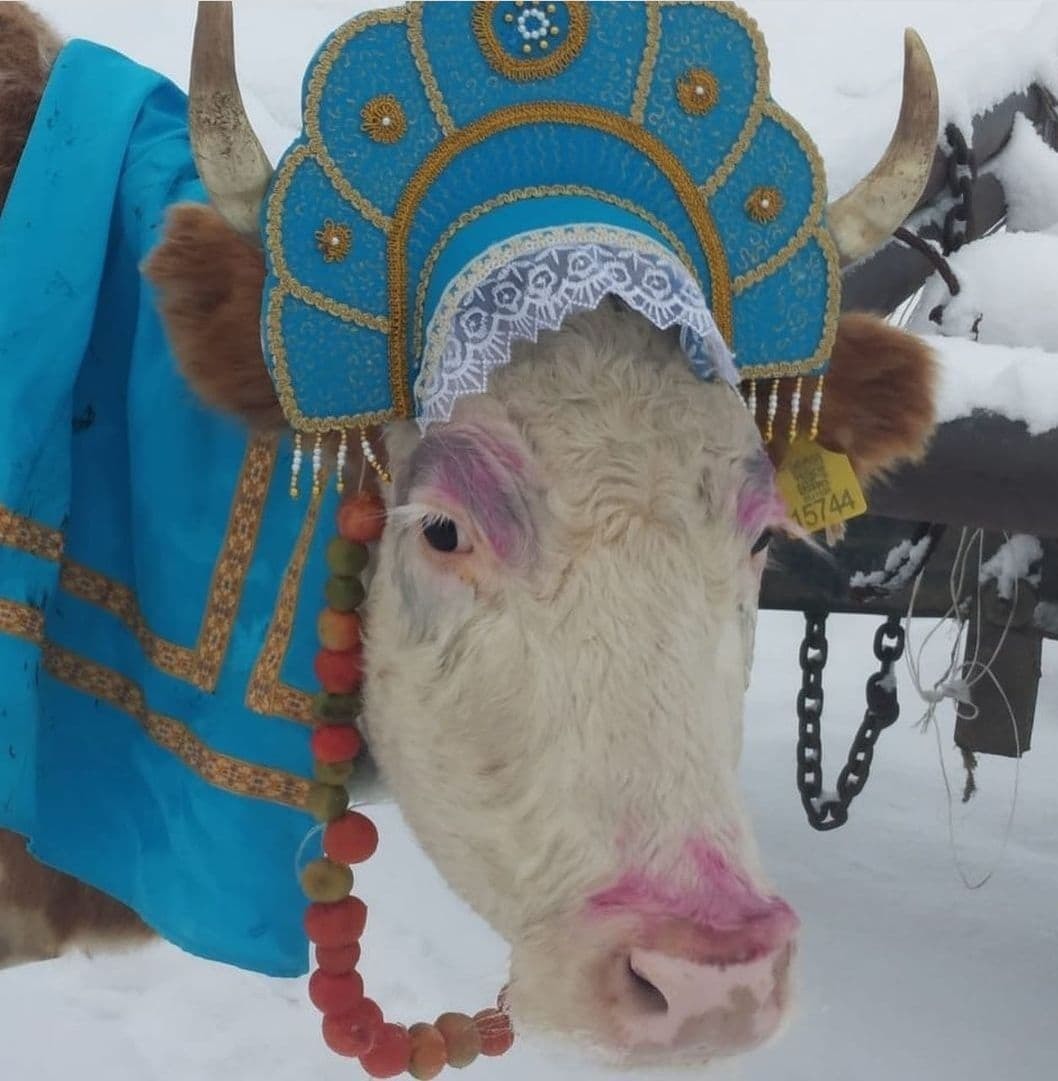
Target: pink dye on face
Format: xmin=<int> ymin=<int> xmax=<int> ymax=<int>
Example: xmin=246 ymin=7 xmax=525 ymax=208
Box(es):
xmin=406 ymin=424 xmax=537 ymax=565
xmin=588 ymin=840 xmax=798 ymax=956
xmin=736 ymin=451 xmax=788 ymax=540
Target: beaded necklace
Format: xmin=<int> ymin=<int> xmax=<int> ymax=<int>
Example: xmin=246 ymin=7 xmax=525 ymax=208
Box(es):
xmin=301 ymin=480 xmax=514 ymax=1078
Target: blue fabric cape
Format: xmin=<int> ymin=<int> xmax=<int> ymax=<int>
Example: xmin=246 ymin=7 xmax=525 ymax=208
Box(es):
xmin=0 ymin=41 xmax=334 ymax=978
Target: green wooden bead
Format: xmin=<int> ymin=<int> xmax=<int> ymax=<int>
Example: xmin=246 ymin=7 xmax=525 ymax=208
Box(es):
xmin=312 ymin=691 xmax=363 ymax=722
xmin=325 ymin=575 xmax=365 ymax=612
xmin=306 ymin=782 xmax=349 ymax=823
xmin=326 ymin=537 xmax=370 ymax=577
xmin=315 ymin=760 xmax=356 ymax=785
xmin=300 ymin=858 xmax=354 ymax=902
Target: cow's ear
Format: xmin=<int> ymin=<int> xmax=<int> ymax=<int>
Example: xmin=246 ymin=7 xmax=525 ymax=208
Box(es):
xmin=143 ymin=204 xmax=286 ymax=431
xmin=812 ymin=313 xmax=937 ymax=484
xmin=767 ymin=314 xmax=936 ymax=483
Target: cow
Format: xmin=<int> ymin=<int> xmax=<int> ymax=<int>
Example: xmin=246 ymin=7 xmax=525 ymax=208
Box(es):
xmin=0 ymin=1 xmax=937 ymax=1068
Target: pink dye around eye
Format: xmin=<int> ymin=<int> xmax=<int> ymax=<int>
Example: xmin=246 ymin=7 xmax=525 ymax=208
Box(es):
xmin=736 ymin=485 xmax=787 ymax=537
xmin=407 ymin=425 xmax=536 ymax=565
xmin=736 ymin=453 xmax=788 ymax=538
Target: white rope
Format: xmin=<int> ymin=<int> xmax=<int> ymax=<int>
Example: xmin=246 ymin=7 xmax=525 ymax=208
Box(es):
xmin=901 ymin=528 xmax=1022 ymax=889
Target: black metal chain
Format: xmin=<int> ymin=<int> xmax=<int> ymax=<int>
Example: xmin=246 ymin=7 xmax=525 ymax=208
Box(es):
xmin=942 ymin=122 xmax=977 ymax=255
xmin=793 ymin=124 xmax=957 ymax=832
xmin=796 ymin=613 xmax=905 ymax=830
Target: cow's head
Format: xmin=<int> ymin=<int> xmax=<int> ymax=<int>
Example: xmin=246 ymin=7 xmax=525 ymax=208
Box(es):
xmin=146 ymin=5 xmax=937 ymax=1067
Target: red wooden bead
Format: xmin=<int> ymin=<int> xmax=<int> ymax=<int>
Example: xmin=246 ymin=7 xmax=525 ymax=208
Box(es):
xmin=360 ymin=1022 xmax=412 ymax=1078
xmin=338 ymin=492 xmax=386 ymax=543
xmin=304 ymin=896 xmax=367 ymax=947
xmin=308 ymin=968 xmax=364 ymax=1014
xmin=474 ymin=1008 xmax=515 ymax=1056
xmin=322 ymin=997 xmax=384 ymax=1058
xmin=314 ymin=648 xmax=364 ymax=695
xmin=324 ymin=811 xmax=379 ymax=865
xmin=311 ymin=724 xmax=363 ymax=764
xmin=315 ymin=942 xmax=361 ymax=974
xmin=318 ymin=608 xmax=363 ymax=652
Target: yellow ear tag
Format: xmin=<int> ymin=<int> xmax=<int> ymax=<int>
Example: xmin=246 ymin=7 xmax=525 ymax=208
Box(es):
xmin=775 ymin=438 xmax=867 ymax=533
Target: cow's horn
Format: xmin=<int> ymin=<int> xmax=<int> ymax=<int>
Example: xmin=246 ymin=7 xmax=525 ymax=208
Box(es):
xmin=827 ymin=29 xmax=940 ymax=267
xmin=188 ymin=1 xmax=272 ymax=241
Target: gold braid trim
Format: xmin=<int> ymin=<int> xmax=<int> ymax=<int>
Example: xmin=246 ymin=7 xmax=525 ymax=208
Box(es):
xmin=389 ymin=101 xmax=734 ymax=420
xmin=31 ymin=437 xmax=274 ymax=693
xmin=59 ymin=561 xmax=195 ymax=678
xmin=302 ymin=6 xmax=407 ymax=234
xmin=0 ymin=440 xmax=316 ymax=725
xmin=264 ymin=284 xmax=399 ymax=433
xmin=406 ymin=2 xmax=456 ymax=135
xmin=412 ymin=184 xmax=700 ymax=358
xmin=651 ymin=5 xmax=839 ymax=380
xmin=43 ymin=645 xmax=311 ymax=811
xmin=245 ymin=479 xmax=325 ymax=727
xmin=731 ymin=102 xmax=828 ymax=296
xmin=0 ymin=598 xmax=44 ymax=643
xmin=0 ymin=507 xmax=63 ymax=561
xmin=732 ymin=225 xmax=841 ymax=380
xmin=168 ymin=435 xmax=275 ymax=685
xmin=310 ymin=152 xmax=393 ymax=235
xmin=471 ymin=1 xmax=591 ymax=82
xmin=266 ymin=145 xmax=390 ymax=333
xmin=691 ymin=2 xmax=770 ymax=200
xmin=630 ymin=2 xmax=663 ymax=125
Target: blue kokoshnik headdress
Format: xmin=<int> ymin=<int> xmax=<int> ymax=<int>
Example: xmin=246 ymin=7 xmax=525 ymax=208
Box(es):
xmin=262 ymin=1 xmax=840 ymax=450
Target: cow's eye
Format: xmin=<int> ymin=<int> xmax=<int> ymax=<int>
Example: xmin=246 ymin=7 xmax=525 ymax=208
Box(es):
xmin=421 ymin=516 xmax=461 ymax=553
xmin=751 ymin=529 xmax=773 ymax=556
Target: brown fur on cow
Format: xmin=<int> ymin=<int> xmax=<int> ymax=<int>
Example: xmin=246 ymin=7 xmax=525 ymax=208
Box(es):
xmin=0 ymin=3 xmax=60 ymax=210
xmin=0 ymin=3 xmax=151 ymax=967
xmin=771 ymin=313 xmax=937 ymax=482
xmin=0 ymin=830 xmax=153 ymax=969
xmin=143 ymin=204 xmax=287 ymax=431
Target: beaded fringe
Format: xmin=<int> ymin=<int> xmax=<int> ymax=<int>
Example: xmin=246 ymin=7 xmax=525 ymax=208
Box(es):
xmin=289 ymin=428 xmax=392 ymax=498
xmin=742 ymin=375 xmax=825 ymax=446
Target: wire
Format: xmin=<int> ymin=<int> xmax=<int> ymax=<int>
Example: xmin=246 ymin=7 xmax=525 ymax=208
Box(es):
xmin=901 ymin=528 xmax=1022 ymax=889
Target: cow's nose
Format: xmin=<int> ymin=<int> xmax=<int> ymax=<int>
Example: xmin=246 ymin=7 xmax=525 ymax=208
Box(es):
xmin=607 ymin=913 xmax=797 ymax=1052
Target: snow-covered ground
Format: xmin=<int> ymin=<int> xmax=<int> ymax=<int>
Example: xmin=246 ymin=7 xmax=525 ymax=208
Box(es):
xmin=3 ymin=3 xmax=1056 ymax=1080
xmin=3 ymin=610 xmax=1055 ymax=1081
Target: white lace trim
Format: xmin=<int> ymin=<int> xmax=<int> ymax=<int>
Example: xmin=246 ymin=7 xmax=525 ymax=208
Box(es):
xmin=415 ymin=225 xmax=737 ymax=428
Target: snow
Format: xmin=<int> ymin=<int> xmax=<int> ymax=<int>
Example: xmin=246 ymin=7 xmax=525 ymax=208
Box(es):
xmin=849 ymin=535 xmax=935 ymax=595
xmin=990 ymin=113 xmax=1058 ymax=233
xmin=905 ymin=235 xmax=1058 ymax=436
xmin=927 ymin=3 xmax=1058 ymax=139
xmin=906 ymin=232 xmax=1058 ymax=351
xmin=979 ymin=535 xmax=1044 ymax=600
xmin=747 ymin=1 xmax=1058 ymax=200
xmin=31 ymin=0 xmax=1058 ymax=198
xmin=922 ymin=337 xmax=1058 ymax=436
xmin=4 ymin=4 xmax=1058 ymax=1081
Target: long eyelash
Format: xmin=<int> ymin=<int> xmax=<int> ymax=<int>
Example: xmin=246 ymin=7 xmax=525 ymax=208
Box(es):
xmin=387 ymin=502 xmax=450 ymax=536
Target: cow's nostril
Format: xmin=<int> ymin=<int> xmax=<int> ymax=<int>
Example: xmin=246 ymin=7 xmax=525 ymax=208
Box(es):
xmin=625 ymin=957 xmax=669 ymax=1014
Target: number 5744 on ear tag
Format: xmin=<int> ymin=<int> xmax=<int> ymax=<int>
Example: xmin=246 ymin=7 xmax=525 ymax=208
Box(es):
xmin=775 ymin=438 xmax=867 ymax=533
